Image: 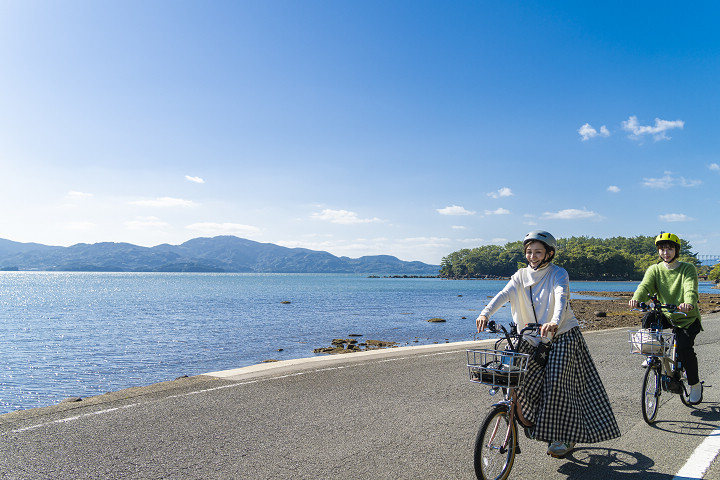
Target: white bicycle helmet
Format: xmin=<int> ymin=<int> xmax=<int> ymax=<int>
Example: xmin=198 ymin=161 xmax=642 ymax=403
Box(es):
xmin=523 ymin=230 xmax=557 ymax=251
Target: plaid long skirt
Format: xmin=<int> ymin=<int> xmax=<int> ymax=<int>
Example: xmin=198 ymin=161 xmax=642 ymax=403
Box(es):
xmin=516 ymin=327 xmax=621 ymax=444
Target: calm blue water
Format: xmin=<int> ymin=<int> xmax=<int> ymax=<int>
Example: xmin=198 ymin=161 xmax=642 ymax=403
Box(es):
xmin=0 ymin=272 xmax=716 ymax=414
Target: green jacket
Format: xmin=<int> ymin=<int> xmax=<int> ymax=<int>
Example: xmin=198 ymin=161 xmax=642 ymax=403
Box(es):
xmin=632 ymin=261 xmax=700 ymax=328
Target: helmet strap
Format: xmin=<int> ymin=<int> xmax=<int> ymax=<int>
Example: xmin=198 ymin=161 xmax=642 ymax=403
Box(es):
xmin=530 ymin=252 xmax=553 ymax=270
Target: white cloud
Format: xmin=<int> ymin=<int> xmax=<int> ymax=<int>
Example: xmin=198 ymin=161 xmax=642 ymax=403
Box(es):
xmin=451 ymin=225 xmax=467 ymax=230
xmin=541 ymin=208 xmax=598 ymax=220
xmin=185 ymin=175 xmax=205 ymax=184
xmin=400 ymin=236 xmax=451 ymax=245
xmin=680 ymin=178 xmax=703 ymax=187
xmin=484 ymin=208 xmax=510 ymax=215
xmin=310 ymin=209 xmax=381 ymax=224
xmin=130 ymin=197 xmax=197 ymax=207
xmin=659 ymin=213 xmax=692 ymax=222
xmin=125 ymin=216 xmax=170 ymax=229
xmin=709 ymin=163 xmax=720 ymax=171
xmin=436 ymin=205 xmax=476 ymax=216
xmin=643 ymin=174 xmax=673 ymax=189
xmin=459 ymin=237 xmax=484 ymax=244
xmin=607 ymin=185 xmax=620 ymax=193
xmin=186 ymin=222 xmax=261 ymax=235
xmin=578 ymin=123 xmax=610 ymax=141
xmin=643 ymin=173 xmax=701 ymax=189
xmin=622 ymin=116 xmax=684 ymax=141
xmin=488 ymin=187 xmax=513 ymax=198
xmin=66 ymin=191 xmax=93 ymax=199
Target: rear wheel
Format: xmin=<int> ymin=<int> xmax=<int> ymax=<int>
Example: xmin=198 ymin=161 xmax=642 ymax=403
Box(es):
xmin=641 ymin=365 xmax=661 ymax=424
xmin=474 ymin=405 xmax=517 ymax=480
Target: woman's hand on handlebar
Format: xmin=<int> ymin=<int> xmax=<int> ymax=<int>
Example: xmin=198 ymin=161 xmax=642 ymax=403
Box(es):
xmin=678 ymin=303 xmax=694 ymax=313
xmin=476 ymin=315 xmax=489 ymax=333
xmin=628 ymin=299 xmax=640 ymax=309
xmin=540 ymin=322 xmax=558 ymax=337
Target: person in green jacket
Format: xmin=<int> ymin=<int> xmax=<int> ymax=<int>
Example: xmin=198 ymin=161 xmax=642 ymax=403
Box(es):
xmin=628 ymin=232 xmax=703 ymax=404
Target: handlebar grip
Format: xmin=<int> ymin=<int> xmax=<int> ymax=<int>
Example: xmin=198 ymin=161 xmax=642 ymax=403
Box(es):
xmin=519 ymin=323 xmax=541 ymax=334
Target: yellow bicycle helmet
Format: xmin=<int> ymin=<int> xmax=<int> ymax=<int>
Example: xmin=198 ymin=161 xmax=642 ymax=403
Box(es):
xmin=655 ymin=232 xmax=680 ymax=246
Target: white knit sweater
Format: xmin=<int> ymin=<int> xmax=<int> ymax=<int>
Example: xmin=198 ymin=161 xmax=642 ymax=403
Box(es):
xmin=479 ymin=263 xmax=579 ymax=346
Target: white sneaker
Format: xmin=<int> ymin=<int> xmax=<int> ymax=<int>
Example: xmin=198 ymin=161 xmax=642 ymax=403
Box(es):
xmin=689 ymin=382 xmax=703 ymax=405
xmin=641 ymin=358 xmax=651 ymax=368
xmin=547 ymin=441 xmax=575 ymax=458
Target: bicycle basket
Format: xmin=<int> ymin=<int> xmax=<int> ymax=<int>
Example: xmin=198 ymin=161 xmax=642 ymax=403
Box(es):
xmin=628 ymin=329 xmax=675 ymax=358
xmin=466 ymin=349 xmax=531 ymax=388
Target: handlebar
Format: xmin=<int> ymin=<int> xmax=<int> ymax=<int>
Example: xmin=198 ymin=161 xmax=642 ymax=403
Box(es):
xmin=486 ymin=320 xmax=541 ymax=336
xmin=485 ymin=320 xmax=542 ymax=352
xmin=635 ymin=294 xmax=686 ymax=316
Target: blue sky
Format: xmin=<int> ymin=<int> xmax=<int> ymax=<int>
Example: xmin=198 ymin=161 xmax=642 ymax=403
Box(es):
xmin=1 ymin=1 xmax=718 ymax=264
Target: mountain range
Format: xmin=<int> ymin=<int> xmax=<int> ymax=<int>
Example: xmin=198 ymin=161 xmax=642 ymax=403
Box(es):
xmin=0 ymin=236 xmax=440 ymax=274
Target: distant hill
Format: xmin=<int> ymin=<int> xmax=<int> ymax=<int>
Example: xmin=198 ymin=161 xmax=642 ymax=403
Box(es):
xmin=0 ymin=236 xmax=440 ymax=274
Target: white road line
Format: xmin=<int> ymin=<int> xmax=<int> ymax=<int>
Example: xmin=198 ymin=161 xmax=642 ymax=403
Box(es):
xmin=5 ymin=349 xmax=456 ymax=436
xmin=674 ymin=427 xmax=720 ymax=480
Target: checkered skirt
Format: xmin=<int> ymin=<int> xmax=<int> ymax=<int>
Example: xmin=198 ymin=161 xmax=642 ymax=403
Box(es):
xmin=516 ymin=327 xmax=621 ymax=444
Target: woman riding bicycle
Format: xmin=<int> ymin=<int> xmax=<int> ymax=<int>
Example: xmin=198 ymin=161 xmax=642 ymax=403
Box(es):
xmin=476 ymin=230 xmax=620 ymax=458
xmin=628 ymin=232 xmax=703 ymax=404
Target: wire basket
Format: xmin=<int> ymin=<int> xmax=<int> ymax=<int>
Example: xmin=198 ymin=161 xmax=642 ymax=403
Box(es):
xmin=628 ymin=329 xmax=675 ymax=358
xmin=467 ymin=349 xmax=531 ymax=388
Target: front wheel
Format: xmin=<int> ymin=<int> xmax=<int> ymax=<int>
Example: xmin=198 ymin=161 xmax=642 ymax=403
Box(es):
xmin=474 ymin=405 xmax=517 ymax=480
xmin=641 ymin=365 xmax=661 ymax=424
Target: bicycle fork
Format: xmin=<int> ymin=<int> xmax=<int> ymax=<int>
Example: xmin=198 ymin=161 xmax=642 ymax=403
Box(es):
xmin=486 ymin=401 xmax=519 ymax=455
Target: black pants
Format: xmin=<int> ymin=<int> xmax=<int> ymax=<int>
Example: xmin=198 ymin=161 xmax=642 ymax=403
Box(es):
xmin=642 ymin=312 xmax=702 ymax=385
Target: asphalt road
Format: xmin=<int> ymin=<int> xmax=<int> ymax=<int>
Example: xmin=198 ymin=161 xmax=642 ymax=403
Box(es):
xmin=2 ymin=314 xmax=720 ymax=479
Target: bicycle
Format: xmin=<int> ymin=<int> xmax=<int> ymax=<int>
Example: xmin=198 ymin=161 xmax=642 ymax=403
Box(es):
xmin=466 ymin=321 xmax=541 ymax=480
xmin=628 ymin=294 xmax=693 ymax=424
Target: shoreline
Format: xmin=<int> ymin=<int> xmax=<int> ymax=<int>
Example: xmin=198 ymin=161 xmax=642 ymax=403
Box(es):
xmin=3 ymin=290 xmax=719 ymax=418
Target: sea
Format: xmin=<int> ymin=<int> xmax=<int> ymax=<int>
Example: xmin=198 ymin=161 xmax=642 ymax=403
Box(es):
xmin=0 ymin=272 xmax=716 ymax=414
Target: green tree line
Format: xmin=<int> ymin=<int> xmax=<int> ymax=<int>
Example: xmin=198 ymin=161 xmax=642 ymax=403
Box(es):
xmin=439 ymin=235 xmax=701 ymax=281
xmin=709 ymin=264 xmax=720 ymax=283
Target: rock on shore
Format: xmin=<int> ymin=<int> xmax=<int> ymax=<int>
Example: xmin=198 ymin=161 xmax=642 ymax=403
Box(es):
xmin=313 ymin=338 xmax=398 ymax=354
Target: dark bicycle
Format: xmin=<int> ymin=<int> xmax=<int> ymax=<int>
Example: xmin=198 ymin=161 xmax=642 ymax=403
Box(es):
xmin=628 ymin=294 xmax=692 ymax=424
xmin=467 ymin=321 xmax=541 ymax=480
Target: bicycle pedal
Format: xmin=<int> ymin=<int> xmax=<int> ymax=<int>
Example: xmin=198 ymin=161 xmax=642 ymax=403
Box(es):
xmin=515 ymin=444 xmax=521 ymax=454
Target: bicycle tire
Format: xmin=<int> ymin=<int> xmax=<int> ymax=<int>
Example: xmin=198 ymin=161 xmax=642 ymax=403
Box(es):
xmin=474 ymin=405 xmax=517 ymax=480
xmin=641 ymin=365 xmax=661 ymax=424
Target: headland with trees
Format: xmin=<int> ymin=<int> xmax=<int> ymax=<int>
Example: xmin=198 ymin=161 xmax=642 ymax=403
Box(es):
xmin=440 ymin=235 xmax=720 ymax=282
